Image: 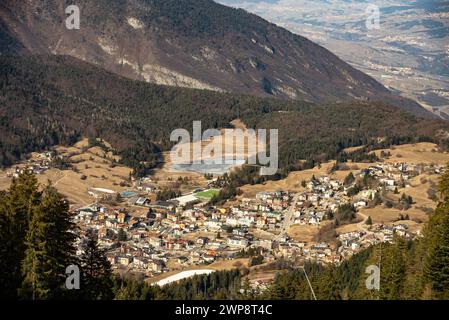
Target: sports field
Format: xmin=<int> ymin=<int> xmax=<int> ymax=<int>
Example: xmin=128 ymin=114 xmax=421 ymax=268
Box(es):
xmin=195 ymin=188 xmax=220 ymax=200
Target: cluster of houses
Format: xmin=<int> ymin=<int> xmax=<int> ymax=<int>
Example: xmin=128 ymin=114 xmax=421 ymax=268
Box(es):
xmin=266 ymin=223 xmax=412 ymax=265
xmin=337 ymin=224 xmax=411 ymax=259
xmin=361 ymin=162 xmax=443 ymax=190
xmin=6 ymin=151 xmax=54 ymax=177
xmin=71 ymin=161 xmax=443 ymax=280
xmin=292 ymin=176 xmax=344 ymax=225
xmin=288 ymin=162 xmax=444 ymax=226
xmin=74 ymin=201 xmax=266 ymax=277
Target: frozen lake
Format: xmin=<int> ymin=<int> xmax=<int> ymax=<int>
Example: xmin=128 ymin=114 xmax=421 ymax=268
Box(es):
xmin=170 ymin=158 xmax=246 ymax=175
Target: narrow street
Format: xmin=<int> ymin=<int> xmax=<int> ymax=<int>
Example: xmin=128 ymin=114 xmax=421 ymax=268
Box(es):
xmin=275 ymin=194 xmax=301 ymax=241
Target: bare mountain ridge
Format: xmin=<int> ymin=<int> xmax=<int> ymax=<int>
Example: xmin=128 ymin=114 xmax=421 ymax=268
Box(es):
xmin=0 ymin=0 xmax=431 ymax=116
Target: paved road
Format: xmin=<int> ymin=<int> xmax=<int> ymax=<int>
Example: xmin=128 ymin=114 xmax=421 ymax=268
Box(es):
xmin=275 ymin=194 xmax=301 ymax=241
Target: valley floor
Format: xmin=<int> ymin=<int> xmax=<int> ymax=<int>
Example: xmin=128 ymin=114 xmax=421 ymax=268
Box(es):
xmin=1 ymin=141 xmax=448 ymax=287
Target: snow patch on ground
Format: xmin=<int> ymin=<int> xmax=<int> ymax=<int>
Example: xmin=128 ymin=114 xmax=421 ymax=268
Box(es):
xmin=259 ymin=43 xmax=274 ymax=54
xmin=98 ymin=37 xmax=117 ymax=55
xmin=127 ymin=17 xmax=144 ymax=29
xmin=156 ymin=269 xmax=215 ymax=286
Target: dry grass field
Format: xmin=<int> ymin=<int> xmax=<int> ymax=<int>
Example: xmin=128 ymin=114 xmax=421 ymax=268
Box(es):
xmin=180 ymin=231 xmax=218 ymax=242
xmin=239 ymin=161 xmax=371 ymax=198
xmin=208 ymin=258 xmax=250 ymax=270
xmin=245 ymin=269 xmax=278 ymax=284
xmin=335 ymin=222 xmax=360 ymax=234
xmin=375 ymin=142 xmax=449 ymax=165
xmin=246 ymin=271 xmax=278 ymax=282
xmin=0 ymin=138 xmax=133 ymax=206
xmin=343 ymin=145 xmax=366 ymax=153
xmin=287 ymin=224 xmax=321 ymax=242
xmin=336 ymin=172 xmax=445 ymax=235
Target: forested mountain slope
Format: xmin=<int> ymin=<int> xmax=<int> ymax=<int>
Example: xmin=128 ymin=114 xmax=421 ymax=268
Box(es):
xmin=1 ymin=55 xmax=448 ymax=175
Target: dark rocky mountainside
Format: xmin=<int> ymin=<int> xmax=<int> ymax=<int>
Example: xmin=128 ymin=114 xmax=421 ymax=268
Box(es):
xmin=0 ymin=0 xmax=430 ymax=116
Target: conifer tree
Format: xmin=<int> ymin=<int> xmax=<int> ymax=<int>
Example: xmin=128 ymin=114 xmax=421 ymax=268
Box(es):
xmin=344 ymin=172 xmax=355 ymax=186
xmin=317 ymin=265 xmax=341 ymax=300
xmin=422 ymin=166 xmax=449 ymax=298
xmin=0 ymin=191 xmax=15 ymax=298
xmin=424 ymin=200 xmax=449 ymax=298
xmin=80 ymin=231 xmax=114 ymax=300
xmin=402 ymin=239 xmax=427 ymax=300
xmin=0 ymin=172 xmax=39 ymax=299
xmin=379 ymin=238 xmax=407 ymax=299
xmin=20 ymin=185 xmax=77 ymax=299
xmin=366 ymin=216 xmax=373 ymax=226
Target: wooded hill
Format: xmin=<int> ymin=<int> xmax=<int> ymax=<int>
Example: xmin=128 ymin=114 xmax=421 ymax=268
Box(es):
xmin=1 ymin=55 xmax=448 ymax=176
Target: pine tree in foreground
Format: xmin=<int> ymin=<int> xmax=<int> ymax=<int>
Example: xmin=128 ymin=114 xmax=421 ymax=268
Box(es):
xmin=424 ymin=202 xmax=449 ymax=299
xmin=80 ymin=231 xmax=114 ymax=300
xmin=0 ymin=172 xmax=39 ymax=299
xmin=20 ymin=185 xmax=78 ymax=300
xmin=423 ymin=166 xmax=449 ymax=299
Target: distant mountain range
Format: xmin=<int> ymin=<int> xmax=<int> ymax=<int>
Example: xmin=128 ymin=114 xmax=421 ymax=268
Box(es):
xmin=218 ymin=0 xmax=449 ymax=118
xmin=0 ymin=0 xmax=432 ymax=117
